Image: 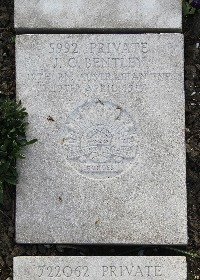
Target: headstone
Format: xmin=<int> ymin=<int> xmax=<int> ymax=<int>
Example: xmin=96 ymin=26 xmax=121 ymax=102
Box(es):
xmin=14 ymin=0 xmax=182 ymax=31
xmin=14 ymin=256 xmax=187 ymax=280
xmin=16 ymin=33 xmax=187 ymax=244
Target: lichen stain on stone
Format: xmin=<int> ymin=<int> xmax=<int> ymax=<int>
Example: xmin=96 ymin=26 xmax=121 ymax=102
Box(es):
xmin=47 ymin=115 xmax=55 ymax=121
xmin=95 ymin=218 xmax=100 ymax=225
xmin=58 ymin=196 xmax=63 ymax=203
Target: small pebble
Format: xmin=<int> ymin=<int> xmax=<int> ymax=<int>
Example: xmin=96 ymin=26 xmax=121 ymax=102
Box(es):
xmin=44 ymin=244 xmax=52 ymax=249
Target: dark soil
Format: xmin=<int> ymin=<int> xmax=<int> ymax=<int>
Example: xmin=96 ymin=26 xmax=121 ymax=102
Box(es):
xmin=0 ymin=1 xmax=200 ymax=279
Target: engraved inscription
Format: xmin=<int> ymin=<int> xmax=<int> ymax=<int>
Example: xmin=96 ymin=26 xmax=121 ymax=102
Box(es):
xmin=61 ymin=100 xmax=138 ymax=179
xmin=102 ymin=265 xmax=162 ymax=277
xmin=37 ymin=265 xmax=89 ymax=278
xmin=49 ymin=42 xmax=79 ymax=54
xmin=36 ymin=264 xmax=162 ymax=278
xmin=89 ymin=42 xmax=148 ymax=54
xmin=25 ymin=39 xmax=181 ymax=96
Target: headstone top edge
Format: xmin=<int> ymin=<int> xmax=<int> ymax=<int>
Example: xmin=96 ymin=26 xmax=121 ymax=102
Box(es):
xmin=14 ymin=0 xmax=182 ymax=31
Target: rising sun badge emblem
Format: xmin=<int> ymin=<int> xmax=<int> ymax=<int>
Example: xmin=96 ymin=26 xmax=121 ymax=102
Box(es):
xmin=61 ymin=100 xmax=138 ymax=179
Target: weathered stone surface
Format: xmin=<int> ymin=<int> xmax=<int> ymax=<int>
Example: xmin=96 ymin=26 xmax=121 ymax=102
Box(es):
xmin=14 ymin=0 xmax=182 ymax=31
xmin=16 ymin=34 xmax=187 ymax=244
xmin=14 ymin=256 xmax=187 ymax=280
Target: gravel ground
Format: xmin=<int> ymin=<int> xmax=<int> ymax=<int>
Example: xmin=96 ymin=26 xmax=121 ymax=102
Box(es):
xmin=0 ymin=1 xmax=200 ymax=280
